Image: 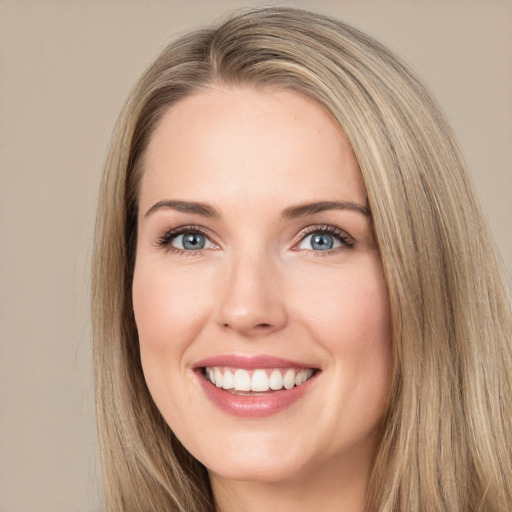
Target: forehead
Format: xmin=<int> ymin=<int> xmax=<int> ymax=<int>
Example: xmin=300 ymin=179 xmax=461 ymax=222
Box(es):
xmin=139 ymin=86 xmax=366 ymax=212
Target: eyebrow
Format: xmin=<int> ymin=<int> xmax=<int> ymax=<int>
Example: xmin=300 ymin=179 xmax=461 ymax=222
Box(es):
xmin=280 ymin=201 xmax=370 ymax=219
xmin=144 ymin=199 xmax=370 ymax=220
xmin=145 ymin=200 xmax=221 ymax=219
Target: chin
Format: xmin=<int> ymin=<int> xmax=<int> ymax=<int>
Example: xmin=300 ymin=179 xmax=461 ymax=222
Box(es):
xmin=196 ymin=428 xmax=334 ymax=486
xmin=206 ymin=453 xmax=309 ymax=484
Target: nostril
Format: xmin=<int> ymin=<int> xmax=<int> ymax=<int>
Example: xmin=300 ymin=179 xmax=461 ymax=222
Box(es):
xmin=223 ymin=323 xmax=271 ymax=329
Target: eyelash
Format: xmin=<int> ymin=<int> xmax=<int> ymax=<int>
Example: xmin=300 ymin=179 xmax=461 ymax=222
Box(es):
xmin=155 ymin=224 xmax=354 ymax=256
xmin=155 ymin=225 xmax=214 ymax=256
xmin=294 ymin=225 xmax=355 ymax=255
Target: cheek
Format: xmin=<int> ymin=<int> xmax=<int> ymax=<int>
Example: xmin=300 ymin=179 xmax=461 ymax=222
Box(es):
xmin=338 ymin=270 xmax=392 ymax=414
xmin=132 ymin=269 xmax=174 ymax=398
xmin=132 ymin=270 xmax=172 ymax=358
xmin=132 ymin=261 xmax=207 ymax=422
xmin=294 ymin=258 xmax=392 ymax=407
xmin=131 ymin=263 xmax=204 ymax=409
xmin=132 ymin=261 xmax=209 ymax=354
xmin=294 ymin=258 xmax=391 ymax=348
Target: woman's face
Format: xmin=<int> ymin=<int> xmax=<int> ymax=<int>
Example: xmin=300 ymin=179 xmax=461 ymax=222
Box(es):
xmin=133 ymin=86 xmax=392 ymax=488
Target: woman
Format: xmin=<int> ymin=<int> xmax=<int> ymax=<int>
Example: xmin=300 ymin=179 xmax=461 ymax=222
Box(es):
xmin=92 ymin=6 xmax=512 ymax=511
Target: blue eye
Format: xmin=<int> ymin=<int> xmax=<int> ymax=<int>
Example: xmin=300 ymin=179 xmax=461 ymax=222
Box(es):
xmin=298 ymin=228 xmax=351 ymax=251
xmin=170 ymin=232 xmax=215 ymax=251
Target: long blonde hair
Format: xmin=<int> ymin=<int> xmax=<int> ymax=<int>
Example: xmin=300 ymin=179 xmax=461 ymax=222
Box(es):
xmin=92 ymin=7 xmax=512 ymax=511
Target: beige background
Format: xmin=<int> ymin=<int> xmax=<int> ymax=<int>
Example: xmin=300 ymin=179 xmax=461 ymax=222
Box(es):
xmin=0 ymin=1 xmax=510 ymax=511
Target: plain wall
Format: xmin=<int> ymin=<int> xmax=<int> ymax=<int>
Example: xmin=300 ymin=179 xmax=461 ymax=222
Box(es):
xmin=0 ymin=1 xmax=510 ymax=511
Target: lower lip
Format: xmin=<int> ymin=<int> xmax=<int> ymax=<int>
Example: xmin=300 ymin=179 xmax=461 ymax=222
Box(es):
xmin=196 ymin=371 xmax=318 ymax=418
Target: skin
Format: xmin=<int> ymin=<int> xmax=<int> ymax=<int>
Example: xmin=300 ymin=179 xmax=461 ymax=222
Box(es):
xmin=133 ymin=86 xmax=392 ymax=512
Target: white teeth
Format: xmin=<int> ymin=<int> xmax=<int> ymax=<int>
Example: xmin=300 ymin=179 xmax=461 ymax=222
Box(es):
xmin=222 ymin=369 xmax=234 ymax=390
xmin=205 ymin=366 xmax=315 ymax=392
xmin=251 ymin=369 xmax=270 ymax=392
xmin=214 ymin=368 xmax=223 ymax=388
xmin=269 ymin=369 xmax=283 ymax=390
xmin=283 ymin=369 xmax=295 ymax=390
xmin=295 ymin=369 xmax=313 ymax=386
xmin=234 ymin=369 xmax=251 ymax=391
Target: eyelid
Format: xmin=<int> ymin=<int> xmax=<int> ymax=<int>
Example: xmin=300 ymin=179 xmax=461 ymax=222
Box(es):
xmin=154 ymin=224 xmax=220 ymax=254
xmin=291 ymin=224 xmax=354 ymax=252
xmin=153 ymin=223 xmax=354 ymax=255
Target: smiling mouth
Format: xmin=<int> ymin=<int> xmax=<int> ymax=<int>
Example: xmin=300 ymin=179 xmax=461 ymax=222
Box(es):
xmin=201 ymin=366 xmax=317 ymax=394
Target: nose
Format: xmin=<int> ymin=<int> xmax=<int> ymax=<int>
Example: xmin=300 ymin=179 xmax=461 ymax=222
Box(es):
xmin=215 ymin=251 xmax=288 ymax=337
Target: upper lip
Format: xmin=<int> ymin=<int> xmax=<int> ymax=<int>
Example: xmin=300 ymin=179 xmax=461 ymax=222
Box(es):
xmin=193 ymin=354 xmax=318 ymax=370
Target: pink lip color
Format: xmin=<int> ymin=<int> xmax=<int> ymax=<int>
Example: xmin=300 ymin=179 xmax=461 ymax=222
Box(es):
xmin=194 ymin=354 xmax=313 ymax=370
xmin=193 ymin=355 xmax=319 ymax=418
